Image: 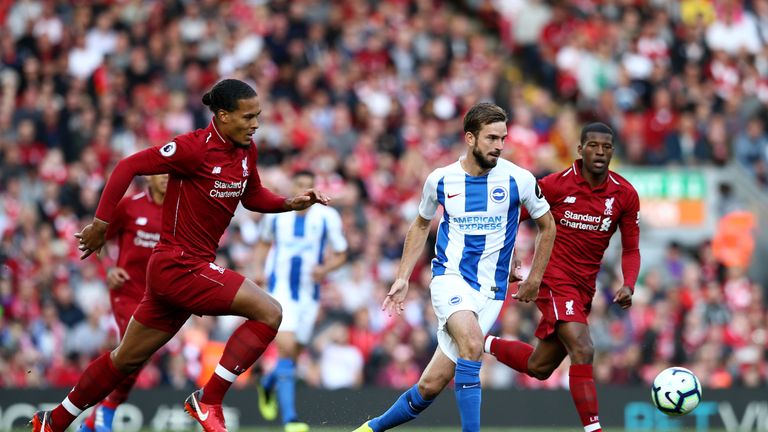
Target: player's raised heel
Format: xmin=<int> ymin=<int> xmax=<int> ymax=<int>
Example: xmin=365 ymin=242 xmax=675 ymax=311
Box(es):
xmin=184 ymin=390 xmax=228 ymax=432
xmin=285 ymin=421 xmax=310 ymax=432
xmin=29 ymin=411 xmax=54 ymax=432
xmin=257 ymin=383 xmax=278 ymax=421
xmin=351 ymin=421 xmax=374 ymax=432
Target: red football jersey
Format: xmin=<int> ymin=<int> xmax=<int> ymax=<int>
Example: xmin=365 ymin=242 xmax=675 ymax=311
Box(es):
xmin=105 ymin=191 xmax=163 ymax=300
xmin=537 ymin=160 xmax=640 ymax=295
xmin=96 ymin=120 xmax=287 ymax=262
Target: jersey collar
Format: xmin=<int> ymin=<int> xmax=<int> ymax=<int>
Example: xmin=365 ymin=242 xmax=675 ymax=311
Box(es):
xmin=571 ymin=159 xmax=619 ymax=191
xmin=206 ymin=118 xmax=229 ymax=146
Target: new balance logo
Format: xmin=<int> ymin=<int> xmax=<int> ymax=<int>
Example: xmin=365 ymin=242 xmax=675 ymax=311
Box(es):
xmin=212 ymin=166 xmax=222 ymax=174
xmin=564 ymin=196 xmax=576 ymax=203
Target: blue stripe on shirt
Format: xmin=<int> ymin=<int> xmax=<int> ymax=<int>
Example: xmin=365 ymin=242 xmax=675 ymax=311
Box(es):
xmin=289 ymin=256 xmax=302 ymax=300
xmin=460 ymin=234 xmax=485 ymax=290
xmin=294 ymin=214 xmax=306 ymax=237
xmin=267 ymin=217 xmax=278 ymax=293
xmin=433 ymin=177 xmax=448 ymax=276
xmin=314 ymin=220 xmax=328 ymax=300
xmin=493 ymin=176 xmax=521 ymax=300
xmin=267 ymin=271 xmax=276 ymax=293
xmin=464 ymin=175 xmax=488 ymax=212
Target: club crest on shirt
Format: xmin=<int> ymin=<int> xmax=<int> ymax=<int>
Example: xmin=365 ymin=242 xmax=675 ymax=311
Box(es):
xmin=242 ymin=156 xmax=249 ymax=177
xmin=565 ymin=299 xmax=575 ymax=315
xmin=604 ymin=197 xmax=615 ymax=215
xmin=160 ymin=142 xmax=176 ymax=157
xmin=489 ymin=186 xmax=508 ymax=203
xmin=449 ymin=295 xmax=462 ymax=305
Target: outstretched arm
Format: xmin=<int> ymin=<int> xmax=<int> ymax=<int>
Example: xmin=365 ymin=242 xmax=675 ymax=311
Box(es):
xmin=512 ymin=211 xmax=556 ymax=302
xmin=79 ymin=146 xmax=192 ymax=259
xmin=614 ymin=194 xmax=641 ymax=309
xmin=382 ymin=215 xmax=431 ymax=316
xmin=312 ymin=250 xmax=348 ymax=283
xmin=252 ymin=239 xmax=272 ymax=287
xmin=241 ymin=169 xmax=330 ymax=213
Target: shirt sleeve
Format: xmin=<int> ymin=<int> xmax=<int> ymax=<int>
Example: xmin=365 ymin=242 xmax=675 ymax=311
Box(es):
xmin=417 ymin=170 xmax=441 ymax=220
xmin=105 ymin=198 xmax=128 ymax=240
xmin=95 ymin=137 xmax=203 ymax=223
xmin=619 ymin=187 xmax=641 ymax=291
xmin=520 ymin=171 xmax=550 ymax=220
xmin=326 ymin=208 xmax=348 ymax=252
xmin=241 ymin=168 xmax=288 ymax=213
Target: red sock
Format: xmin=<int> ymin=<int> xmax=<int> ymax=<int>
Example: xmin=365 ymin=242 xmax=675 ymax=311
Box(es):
xmin=50 ymin=353 xmax=128 ymax=430
xmin=104 ymin=370 xmax=140 ymax=408
xmin=201 ymin=320 xmax=277 ymax=405
xmin=486 ymin=336 xmax=533 ymax=374
xmin=569 ymin=364 xmax=601 ymax=431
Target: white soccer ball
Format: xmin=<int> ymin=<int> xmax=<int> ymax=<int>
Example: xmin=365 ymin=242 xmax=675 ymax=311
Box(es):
xmin=651 ymin=367 xmax=702 ymax=416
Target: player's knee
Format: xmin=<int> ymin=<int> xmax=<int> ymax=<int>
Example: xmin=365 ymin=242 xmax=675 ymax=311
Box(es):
xmin=110 ymin=348 xmax=147 ymax=374
xmin=568 ymin=343 xmax=594 ymax=364
xmin=418 ymin=373 xmax=450 ymax=399
xmin=263 ymin=299 xmax=282 ymax=330
xmin=527 ymin=364 xmax=555 ymax=381
xmin=457 ymin=339 xmax=484 ymax=361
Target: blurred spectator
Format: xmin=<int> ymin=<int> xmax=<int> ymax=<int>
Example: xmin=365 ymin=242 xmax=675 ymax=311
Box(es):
xmin=315 ymin=322 xmax=364 ymax=390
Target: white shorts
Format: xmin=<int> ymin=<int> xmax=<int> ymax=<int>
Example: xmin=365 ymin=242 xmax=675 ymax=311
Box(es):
xmin=430 ymin=275 xmax=504 ymax=363
xmin=271 ymin=288 xmax=320 ymax=345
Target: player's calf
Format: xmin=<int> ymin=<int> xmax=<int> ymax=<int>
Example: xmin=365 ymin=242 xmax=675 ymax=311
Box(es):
xmin=527 ymin=361 xmax=558 ymax=381
xmin=416 ymin=367 xmax=453 ymax=400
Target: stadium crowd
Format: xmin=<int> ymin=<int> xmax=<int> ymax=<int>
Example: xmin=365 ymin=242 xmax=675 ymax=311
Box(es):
xmin=0 ymin=0 xmax=766 ymax=393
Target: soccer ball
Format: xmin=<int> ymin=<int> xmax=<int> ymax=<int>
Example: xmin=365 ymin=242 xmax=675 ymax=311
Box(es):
xmin=651 ymin=367 xmax=702 ymax=416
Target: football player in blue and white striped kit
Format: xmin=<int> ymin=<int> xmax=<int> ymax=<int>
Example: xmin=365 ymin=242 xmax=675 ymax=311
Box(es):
xmin=253 ymin=170 xmax=348 ymax=432
xmin=354 ymin=103 xmax=556 ymax=432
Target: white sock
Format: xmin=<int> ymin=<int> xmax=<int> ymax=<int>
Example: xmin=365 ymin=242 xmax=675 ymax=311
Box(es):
xmin=214 ymin=364 xmax=237 ymax=382
xmin=585 ymin=422 xmax=601 ymax=432
xmin=484 ymin=336 xmax=496 ymax=354
xmin=62 ymin=396 xmax=83 ymax=416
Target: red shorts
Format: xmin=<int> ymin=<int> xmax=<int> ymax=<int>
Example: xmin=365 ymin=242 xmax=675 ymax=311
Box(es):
xmin=133 ymin=247 xmax=244 ymax=334
xmin=534 ymin=281 xmax=593 ymax=340
xmin=110 ymin=290 xmax=141 ymax=338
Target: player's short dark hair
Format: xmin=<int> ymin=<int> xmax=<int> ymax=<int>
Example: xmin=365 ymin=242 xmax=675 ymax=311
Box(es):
xmin=293 ymin=169 xmax=315 ymax=180
xmin=580 ymin=122 xmax=614 ymax=144
xmin=463 ymin=102 xmax=507 ymax=137
xmin=201 ymin=79 xmax=257 ymax=113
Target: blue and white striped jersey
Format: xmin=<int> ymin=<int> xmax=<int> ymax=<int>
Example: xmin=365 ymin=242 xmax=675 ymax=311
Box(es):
xmin=260 ymin=205 xmax=347 ymax=301
xmin=418 ymin=159 xmax=550 ymax=300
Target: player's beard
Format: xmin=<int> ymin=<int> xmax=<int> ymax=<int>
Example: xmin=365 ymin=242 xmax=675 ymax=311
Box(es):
xmin=472 ymin=145 xmax=498 ymax=170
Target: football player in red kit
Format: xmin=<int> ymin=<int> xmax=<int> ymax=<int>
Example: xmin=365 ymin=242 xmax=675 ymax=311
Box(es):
xmin=485 ymin=123 xmax=640 ymax=432
xmin=31 ymin=79 xmax=329 ymax=432
xmin=80 ymin=174 xmax=167 ymax=432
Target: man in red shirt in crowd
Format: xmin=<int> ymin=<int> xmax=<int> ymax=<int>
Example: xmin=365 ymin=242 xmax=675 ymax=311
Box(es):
xmin=80 ymin=173 xmax=167 ymax=432
xmin=31 ymin=79 xmax=329 ymax=432
xmin=485 ymin=123 xmax=641 ymax=432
